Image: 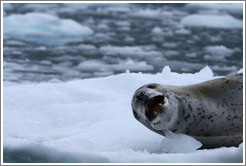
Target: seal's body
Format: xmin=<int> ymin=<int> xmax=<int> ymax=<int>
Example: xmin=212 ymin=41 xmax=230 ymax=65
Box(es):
xmin=131 ymin=73 xmax=243 ymax=149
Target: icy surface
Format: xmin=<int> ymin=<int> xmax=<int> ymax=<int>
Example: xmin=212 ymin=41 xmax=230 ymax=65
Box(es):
xmin=181 ymin=14 xmax=243 ymax=29
xmin=160 ymin=130 xmax=202 ymax=153
xmin=3 ymin=67 xmax=243 ymax=163
xmin=204 ymin=45 xmax=234 ymax=57
xmin=4 ymin=12 xmax=93 ymax=45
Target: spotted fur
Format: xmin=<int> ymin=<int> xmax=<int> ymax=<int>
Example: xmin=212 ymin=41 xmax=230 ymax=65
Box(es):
xmin=132 ymin=73 xmax=243 ymax=149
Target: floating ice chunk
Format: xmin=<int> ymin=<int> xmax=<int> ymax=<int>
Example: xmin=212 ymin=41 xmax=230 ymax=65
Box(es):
xmin=186 ymin=3 xmax=243 ymax=16
xmin=105 ymin=6 xmax=131 ymax=13
xmin=115 ymin=21 xmax=130 ymax=27
xmin=204 ymin=45 xmax=234 ymax=57
xmin=185 ymin=52 xmax=197 ymax=58
xmin=161 ymin=130 xmax=202 ymax=153
xmin=77 ymin=44 xmax=97 ymax=51
xmin=58 ymin=3 xmax=116 ymax=14
xmin=210 ymin=35 xmax=222 ymax=42
xmin=35 ymin=46 xmax=47 ymax=51
xmin=4 ymin=40 xmax=26 ymax=46
xmin=124 ymin=36 xmax=135 ymax=43
xmin=111 ymin=60 xmax=154 ymax=72
xmin=21 ymin=3 xmax=60 ymax=14
xmin=151 ymin=26 xmax=164 ymax=35
xmin=204 ymin=54 xmax=225 ymax=61
xmin=130 ymin=9 xmax=172 ymax=20
xmin=77 ymin=60 xmax=109 ymax=72
xmin=40 ymin=60 xmax=52 ymax=66
xmin=162 ymin=42 xmax=177 ymax=49
xmin=93 ymin=32 xmax=114 ymax=42
xmin=99 ymin=45 xmax=163 ymax=58
xmin=77 ymin=59 xmax=154 ymax=73
xmin=3 ymin=13 xmax=93 ymax=45
xmin=97 ymin=23 xmax=109 ymax=31
xmin=181 ymin=14 xmax=243 ymax=29
xmin=175 ymin=28 xmax=191 ymax=35
xmin=99 ymin=45 xmax=141 ymax=56
xmin=164 ymin=50 xmax=180 ymax=57
xmin=115 ymin=21 xmax=131 ymax=31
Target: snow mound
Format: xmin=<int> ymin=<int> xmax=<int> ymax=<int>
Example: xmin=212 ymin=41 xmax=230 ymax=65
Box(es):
xmin=3 ymin=66 xmax=243 ymax=163
xmin=181 ymin=14 xmax=243 ymax=29
xmin=3 ymin=12 xmax=93 ymax=45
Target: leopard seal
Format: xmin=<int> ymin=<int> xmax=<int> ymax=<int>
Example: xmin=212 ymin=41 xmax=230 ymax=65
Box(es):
xmin=131 ymin=73 xmax=243 ymax=149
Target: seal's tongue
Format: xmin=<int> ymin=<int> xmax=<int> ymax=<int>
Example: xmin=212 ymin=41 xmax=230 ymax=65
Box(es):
xmin=145 ymin=95 xmax=165 ymax=121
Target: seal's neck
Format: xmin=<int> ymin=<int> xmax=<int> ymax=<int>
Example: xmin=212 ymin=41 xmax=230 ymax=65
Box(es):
xmin=167 ymin=94 xmax=190 ymax=133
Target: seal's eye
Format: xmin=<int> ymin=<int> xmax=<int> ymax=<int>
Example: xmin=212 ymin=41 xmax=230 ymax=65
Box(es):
xmin=145 ymin=95 xmax=165 ymax=121
xmin=147 ymin=84 xmax=156 ymax=89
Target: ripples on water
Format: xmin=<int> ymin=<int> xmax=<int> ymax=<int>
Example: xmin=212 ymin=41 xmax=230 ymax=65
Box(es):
xmin=3 ymin=3 xmax=243 ymax=83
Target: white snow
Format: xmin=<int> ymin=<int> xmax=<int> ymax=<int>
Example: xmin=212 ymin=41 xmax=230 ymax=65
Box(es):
xmin=3 ymin=12 xmax=93 ymax=45
xmin=3 ymin=66 xmax=243 ymax=163
xmin=181 ymin=14 xmax=243 ymax=29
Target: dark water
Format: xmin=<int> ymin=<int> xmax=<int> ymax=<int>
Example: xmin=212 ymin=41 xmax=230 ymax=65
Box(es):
xmin=3 ymin=3 xmax=243 ymax=83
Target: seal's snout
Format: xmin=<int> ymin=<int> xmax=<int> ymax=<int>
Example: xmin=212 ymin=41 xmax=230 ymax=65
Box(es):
xmin=145 ymin=95 xmax=165 ymax=121
xmin=132 ymin=84 xmax=165 ymax=122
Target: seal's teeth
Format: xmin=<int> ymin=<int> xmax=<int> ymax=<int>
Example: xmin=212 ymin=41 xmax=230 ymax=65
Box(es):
xmin=158 ymin=103 xmax=163 ymax=107
xmin=163 ymin=97 xmax=166 ymax=103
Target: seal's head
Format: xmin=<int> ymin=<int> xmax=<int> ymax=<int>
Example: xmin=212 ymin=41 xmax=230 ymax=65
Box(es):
xmin=131 ymin=83 xmax=180 ymax=133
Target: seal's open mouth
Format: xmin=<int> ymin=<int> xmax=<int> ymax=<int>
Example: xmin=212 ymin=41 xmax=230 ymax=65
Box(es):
xmin=145 ymin=95 xmax=165 ymax=121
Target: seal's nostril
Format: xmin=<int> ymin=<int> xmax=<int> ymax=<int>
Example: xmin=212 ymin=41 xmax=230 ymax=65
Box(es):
xmin=147 ymin=84 xmax=156 ymax=89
